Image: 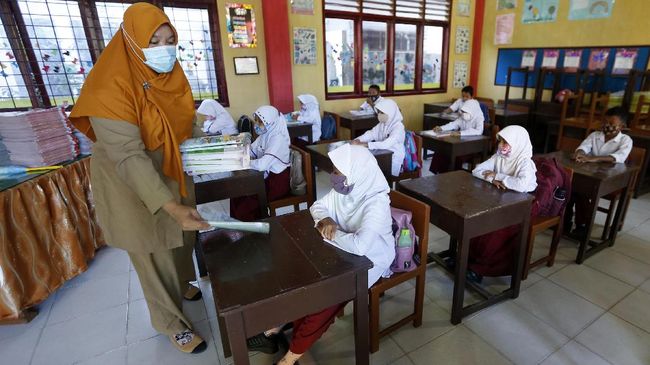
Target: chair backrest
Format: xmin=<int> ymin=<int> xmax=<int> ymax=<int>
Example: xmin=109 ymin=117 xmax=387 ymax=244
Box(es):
xmin=627 ymin=146 xmax=646 ymax=190
xmin=478 ymin=102 xmax=491 ymax=124
xmin=290 ymin=145 xmax=315 ymax=205
xmin=475 ymin=97 xmax=494 ymax=109
xmin=558 ymin=136 xmax=582 ymax=153
xmin=560 ymin=89 xmax=584 ymax=121
xmin=630 ymin=95 xmax=650 ymax=130
xmin=586 ymin=92 xmax=610 ymax=132
xmin=506 ymin=103 xmax=530 ymax=113
xmin=388 ymin=190 xmax=430 ymax=263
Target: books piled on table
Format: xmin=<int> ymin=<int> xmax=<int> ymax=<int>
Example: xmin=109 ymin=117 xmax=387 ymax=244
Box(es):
xmin=180 ymin=132 xmax=251 ymax=175
xmin=0 ymin=108 xmax=78 ymax=167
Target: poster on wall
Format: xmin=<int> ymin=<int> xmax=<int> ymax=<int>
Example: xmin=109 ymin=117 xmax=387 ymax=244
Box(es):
xmin=291 ymin=0 xmax=314 ymax=15
xmin=455 ymin=26 xmax=470 ymax=54
xmin=588 ymin=48 xmax=609 ymax=70
xmin=494 ymin=13 xmax=515 ymax=45
xmin=293 ymin=27 xmax=317 ymax=65
xmin=521 ymin=50 xmax=537 ymax=68
xmin=453 ymin=61 xmax=468 ymax=89
xmin=225 ymin=3 xmax=257 ymax=48
xmin=563 ymin=49 xmax=583 ymax=72
xmin=568 ymin=0 xmax=613 ymax=20
xmin=497 ymin=0 xmax=517 ymax=10
xmin=457 ymin=0 xmax=471 ymax=17
xmin=612 ymin=48 xmax=639 ymax=75
xmin=522 ymin=0 xmax=559 ymax=24
xmin=542 ymin=49 xmax=559 ymax=68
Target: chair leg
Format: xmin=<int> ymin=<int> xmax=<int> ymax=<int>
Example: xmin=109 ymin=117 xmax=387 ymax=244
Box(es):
xmin=269 ymin=207 xmax=277 ymax=217
xmin=548 ymin=224 xmax=563 ymax=267
xmin=601 ymin=197 xmax=617 ymax=241
xmin=293 ymin=203 xmax=299 ymax=212
xmin=414 ymin=269 xmax=425 ymax=328
xmin=369 ymin=289 xmax=381 ymax=354
xmin=523 ymin=228 xmax=535 ymax=280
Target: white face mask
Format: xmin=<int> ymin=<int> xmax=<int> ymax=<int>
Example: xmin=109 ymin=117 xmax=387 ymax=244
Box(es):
xmin=377 ymin=113 xmax=389 ymax=123
xmin=461 ymin=112 xmax=471 ymax=121
xmin=122 ymin=24 xmax=177 ymax=73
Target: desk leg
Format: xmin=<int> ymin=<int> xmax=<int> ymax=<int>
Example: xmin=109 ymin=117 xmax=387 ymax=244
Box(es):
xmin=353 ymin=270 xmax=370 ymax=365
xmin=195 ymin=240 xmax=208 ymax=278
xmin=576 ymin=194 xmax=599 ymax=264
xmin=607 ymin=182 xmax=631 ymax=247
xmin=451 ymin=234 xmax=470 ymax=325
xmin=224 ymin=313 xmax=249 ymax=365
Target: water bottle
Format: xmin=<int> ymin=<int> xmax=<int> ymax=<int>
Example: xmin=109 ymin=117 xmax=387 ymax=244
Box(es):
xmin=398 ymin=228 xmax=412 ymax=247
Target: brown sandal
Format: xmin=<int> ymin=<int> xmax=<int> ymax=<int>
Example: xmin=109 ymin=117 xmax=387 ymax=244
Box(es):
xmin=170 ymin=329 xmax=207 ymax=354
xmin=183 ymin=285 xmax=202 ymax=301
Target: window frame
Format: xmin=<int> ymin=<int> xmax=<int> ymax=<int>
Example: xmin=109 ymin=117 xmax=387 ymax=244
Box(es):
xmin=0 ymin=0 xmax=229 ymax=111
xmin=322 ymin=3 xmax=451 ymax=100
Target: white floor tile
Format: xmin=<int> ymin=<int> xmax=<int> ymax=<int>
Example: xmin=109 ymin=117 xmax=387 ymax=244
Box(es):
xmin=610 ymin=289 xmax=650 ymax=334
xmin=539 ymin=340 xmax=611 ymax=365
xmin=0 ymin=316 xmax=43 ymax=365
xmin=514 ymin=280 xmax=604 ymax=337
xmin=183 ymin=297 xmax=208 ymax=324
xmin=626 ymin=221 xmax=650 ymax=241
xmin=640 ymin=278 xmax=650 ymax=294
xmin=548 ymin=264 xmax=634 ymax=309
xmin=126 ymin=299 xmax=158 ymax=345
xmin=63 ymin=247 xmax=130 ymax=289
xmin=391 ymin=355 xmax=415 ymax=365
xmin=75 ymin=346 xmax=127 ymax=365
xmin=585 ymin=248 xmax=650 ymax=286
xmin=423 ymin=266 xmax=482 ymax=313
xmin=378 ymin=288 xmax=431 ymax=330
xmin=127 ymin=320 xmax=217 ymax=365
xmin=611 ymin=234 xmax=650 ymax=265
xmin=304 ymin=332 xmax=404 ymax=365
xmin=465 ymin=301 xmax=569 ymax=365
xmin=389 ymin=300 xmax=455 ymax=353
xmin=408 ymin=326 xmax=512 ymax=365
xmin=47 ymin=272 xmax=129 ymax=325
xmin=0 ymin=293 xmax=55 ymax=342
xmin=576 ymin=313 xmax=650 ymax=365
xmin=32 ymin=304 xmax=127 ymax=365
xmin=129 ymin=270 xmax=145 ymax=302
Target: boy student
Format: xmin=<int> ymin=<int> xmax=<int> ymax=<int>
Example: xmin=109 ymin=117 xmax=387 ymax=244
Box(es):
xmin=359 ymin=84 xmax=383 ymax=113
xmin=566 ymin=106 xmax=633 ymax=236
xmin=443 ymin=85 xmax=474 ymax=114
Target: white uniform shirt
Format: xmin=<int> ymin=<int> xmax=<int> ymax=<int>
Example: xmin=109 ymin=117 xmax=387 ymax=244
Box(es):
xmin=577 ymin=131 xmax=633 ymax=163
xmin=472 ymin=155 xmax=538 ymax=193
xmin=448 ymin=98 xmax=465 ymax=112
xmin=356 ymin=121 xmax=406 ymax=176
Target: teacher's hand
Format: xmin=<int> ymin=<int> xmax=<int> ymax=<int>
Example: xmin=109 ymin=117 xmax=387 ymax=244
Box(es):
xmin=163 ymin=201 xmax=210 ymax=231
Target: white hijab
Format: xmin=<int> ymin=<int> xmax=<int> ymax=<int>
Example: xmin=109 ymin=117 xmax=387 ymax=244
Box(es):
xmin=252 ymin=105 xmax=290 ymax=163
xmin=297 ymin=94 xmax=321 ymax=141
xmin=373 ymin=98 xmax=403 ymax=139
xmin=328 ymin=143 xmax=390 ymax=218
xmin=197 ymin=99 xmax=237 ymax=135
xmin=459 ymin=99 xmax=485 ymax=125
xmin=495 ymin=125 xmax=534 ymax=176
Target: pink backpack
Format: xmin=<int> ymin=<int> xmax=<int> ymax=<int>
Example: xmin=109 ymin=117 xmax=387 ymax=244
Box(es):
xmin=390 ymin=207 xmax=419 ymax=273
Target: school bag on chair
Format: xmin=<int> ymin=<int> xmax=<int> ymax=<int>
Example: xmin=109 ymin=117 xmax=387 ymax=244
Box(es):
xmin=320 ymin=114 xmax=336 ymax=140
xmin=237 ymin=115 xmax=253 ymax=134
xmin=390 ymin=207 xmax=419 ymax=273
xmin=532 ymin=157 xmax=571 ymax=217
xmin=289 ymin=149 xmax=306 ymax=196
xmin=402 ymin=130 xmax=421 ymax=173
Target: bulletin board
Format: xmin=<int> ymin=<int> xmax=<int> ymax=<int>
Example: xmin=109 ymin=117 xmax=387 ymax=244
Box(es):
xmin=494 ymin=46 xmax=650 ymax=92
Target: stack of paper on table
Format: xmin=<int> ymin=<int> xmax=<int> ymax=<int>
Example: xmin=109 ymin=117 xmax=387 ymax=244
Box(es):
xmin=0 ymin=108 xmax=78 ymax=167
xmin=420 ymin=130 xmax=453 ymax=138
xmin=181 ymin=132 xmax=251 ymax=175
xmin=349 ymin=109 xmax=375 ymax=116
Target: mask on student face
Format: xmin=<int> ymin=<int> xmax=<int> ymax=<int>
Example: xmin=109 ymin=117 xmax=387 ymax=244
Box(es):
xmin=377 ymin=113 xmax=389 ymax=123
xmin=461 ymin=112 xmax=471 ymax=121
xmin=330 ymin=173 xmax=354 ymax=195
xmin=254 ymin=123 xmax=267 ymax=135
xmin=370 ymin=95 xmax=379 ymax=102
xmin=602 ymin=123 xmax=620 ymax=136
xmin=497 ymin=143 xmax=512 ymax=158
xmin=300 ymin=104 xmax=307 ymax=112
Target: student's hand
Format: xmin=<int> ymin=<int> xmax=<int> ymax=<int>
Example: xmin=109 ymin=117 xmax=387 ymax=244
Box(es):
xmin=574 ymin=153 xmax=593 ymax=163
xmin=316 ymin=217 xmax=338 ymax=240
xmin=493 ymin=180 xmax=507 ymax=190
xmin=351 ymin=139 xmax=366 ymax=146
xmin=291 ymin=113 xmax=299 ymax=120
xmin=450 ymin=131 xmax=461 ymax=137
xmin=433 ymin=126 xmax=443 ymax=133
xmin=443 ymin=108 xmax=452 ymax=114
xmin=163 ymin=201 xmax=210 ymax=231
xmin=482 ymin=170 xmax=496 ymax=180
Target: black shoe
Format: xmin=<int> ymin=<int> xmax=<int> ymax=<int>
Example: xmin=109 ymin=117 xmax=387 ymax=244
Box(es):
xmin=466 ymin=270 xmax=483 ymax=284
xmin=246 ymin=333 xmax=279 ymax=354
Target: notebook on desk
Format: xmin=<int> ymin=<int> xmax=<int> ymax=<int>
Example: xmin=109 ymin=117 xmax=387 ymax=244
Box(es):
xmin=421 ymin=130 xmax=453 ymax=138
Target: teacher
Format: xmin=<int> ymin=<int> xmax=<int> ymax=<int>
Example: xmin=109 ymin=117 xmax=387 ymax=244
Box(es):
xmin=70 ymin=2 xmax=210 ymax=354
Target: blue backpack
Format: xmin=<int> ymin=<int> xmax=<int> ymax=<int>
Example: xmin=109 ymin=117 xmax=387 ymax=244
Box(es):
xmin=479 ymin=102 xmax=490 ymax=124
xmin=321 ymin=114 xmax=336 ymax=140
xmin=402 ymin=130 xmax=420 ymax=173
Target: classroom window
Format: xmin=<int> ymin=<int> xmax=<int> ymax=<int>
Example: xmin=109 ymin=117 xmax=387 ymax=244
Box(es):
xmin=323 ymin=0 xmax=451 ymax=98
xmin=0 ymin=16 xmax=31 ymax=109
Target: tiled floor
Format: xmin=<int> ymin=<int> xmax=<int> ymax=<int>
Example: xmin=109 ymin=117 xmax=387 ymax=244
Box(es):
xmin=2 ymin=159 xmax=650 ymax=365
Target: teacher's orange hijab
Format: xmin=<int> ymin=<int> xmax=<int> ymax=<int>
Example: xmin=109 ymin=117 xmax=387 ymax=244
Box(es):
xmin=70 ymin=2 xmax=194 ymax=196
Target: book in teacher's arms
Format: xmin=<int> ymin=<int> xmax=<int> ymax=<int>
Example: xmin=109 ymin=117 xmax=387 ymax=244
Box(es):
xmin=180 ymin=132 xmax=251 ymax=175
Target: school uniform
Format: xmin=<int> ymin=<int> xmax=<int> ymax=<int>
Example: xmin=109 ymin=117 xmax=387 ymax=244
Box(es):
xmin=297 ymin=94 xmax=321 ymax=142
xmin=356 ymin=98 xmax=406 ymax=176
xmin=230 ymin=106 xmax=291 ymax=221
xmin=429 ymin=99 xmax=485 ymax=174
xmin=284 ymin=144 xmax=394 ymax=355
xmin=448 ymin=97 xmax=466 ymax=112
xmin=197 ymin=99 xmax=238 ymax=136
xmin=469 ymin=126 xmax=538 ymax=276
xmin=359 ymin=95 xmax=384 ymax=113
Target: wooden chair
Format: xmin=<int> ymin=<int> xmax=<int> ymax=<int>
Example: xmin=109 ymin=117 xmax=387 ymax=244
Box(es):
xmin=523 ymin=166 xmax=574 ymax=279
xmin=268 ymin=145 xmax=315 ymax=216
xmin=320 ymin=111 xmax=342 ymax=143
xmin=584 ymin=93 xmax=610 ymax=135
xmin=630 ymin=95 xmax=650 ymax=133
xmin=557 ymin=136 xmax=582 ymax=154
xmin=555 ymin=90 xmax=586 ymax=150
xmin=597 ymin=146 xmax=646 ymax=239
xmin=475 ymin=96 xmax=494 ymax=109
xmin=389 ymin=133 xmax=422 ymax=188
xmin=368 ymin=190 xmax=430 ymax=353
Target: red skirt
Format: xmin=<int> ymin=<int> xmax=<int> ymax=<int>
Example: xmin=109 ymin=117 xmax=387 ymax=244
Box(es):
xmin=230 ymin=168 xmax=291 ymax=221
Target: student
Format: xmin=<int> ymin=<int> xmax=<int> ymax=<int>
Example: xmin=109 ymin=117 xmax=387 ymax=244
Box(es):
xmin=69 ymin=3 xmax=209 ymax=354
xmin=196 ymin=99 xmax=238 ymax=136
xmin=246 ymin=144 xmax=395 ymax=364
xmin=565 ymin=106 xmax=633 ymax=236
xmin=293 ymin=94 xmax=322 ymax=142
xmin=359 ymin=84 xmax=383 ymax=112
xmin=469 ymin=125 xmax=537 ymax=279
xmin=429 ymin=99 xmax=485 ymax=174
xmin=351 ymin=98 xmax=406 ymax=176
xmin=230 ymin=106 xmax=290 ymax=221
xmin=443 ymin=85 xmax=474 ymax=114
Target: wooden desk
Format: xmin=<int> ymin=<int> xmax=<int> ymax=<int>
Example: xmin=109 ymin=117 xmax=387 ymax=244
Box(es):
xmin=493 ymin=108 xmax=529 ymax=128
xmin=330 ymin=112 xmax=378 ymax=139
xmin=627 ymin=131 xmax=650 ymax=197
xmin=424 ymin=102 xmax=452 ymax=114
xmin=199 ymin=211 xmax=371 ymax=364
xmin=306 ymin=142 xmax=393 ymax=197
xmin=397 ymin=171 xmax=533 ymax=324
xmin=193 ymin=170 xmax=268 ymax=276
xmin=417 ymin=132 xmax=489 ymax=172
xmin=422 ymin=112 xmax=458 ymax=130
xmin=287 ymin=121 xmax=313 ymax=144
xmin=545 ymin=151 xmax=638 ymax=263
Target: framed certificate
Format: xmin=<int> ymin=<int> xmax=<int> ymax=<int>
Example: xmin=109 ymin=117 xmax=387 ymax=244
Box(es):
xmin=233 ymin=56 xmax=259 ymax=75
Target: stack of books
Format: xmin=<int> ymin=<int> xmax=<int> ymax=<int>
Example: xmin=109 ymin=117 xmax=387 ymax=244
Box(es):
xmin=0 ymin=108 xmax=78 ymax=167
xmin=180 ymin=133 xmax=251 ymax=175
